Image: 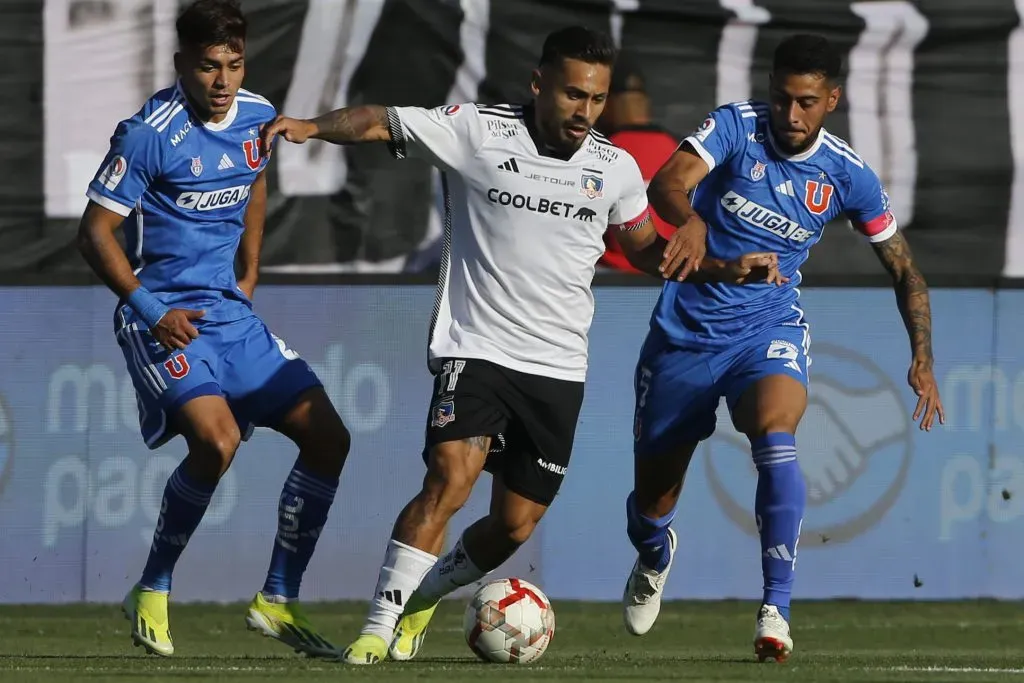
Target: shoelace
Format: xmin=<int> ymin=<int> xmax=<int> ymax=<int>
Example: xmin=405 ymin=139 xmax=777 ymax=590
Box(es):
xmin=629 ymin=563 xmax=665 ymax=604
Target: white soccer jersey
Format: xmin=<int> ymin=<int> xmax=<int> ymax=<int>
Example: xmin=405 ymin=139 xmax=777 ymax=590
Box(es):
xmin=386 ymin=103 xmax=650 ymax=382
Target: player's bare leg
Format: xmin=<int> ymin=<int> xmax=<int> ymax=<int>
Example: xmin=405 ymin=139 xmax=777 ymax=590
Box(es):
xmin=390 ymin=477 xmax=548 ymax=661
xmin=125 ymin=396 xmax=241 ymax=656
xmin=343 ymin=436 xmax=490 ymax=664
xmin=622 ymin=442 xmax=696 ymax=635
xmin=731 ymin=374 xmax=807 ymax=663
xmin=247 ymin=387 xmax=350 ymax=657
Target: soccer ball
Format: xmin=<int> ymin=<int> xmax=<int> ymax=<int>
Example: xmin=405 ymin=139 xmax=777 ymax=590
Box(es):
xmin=463 ymin=577 xmax=555 ymax=664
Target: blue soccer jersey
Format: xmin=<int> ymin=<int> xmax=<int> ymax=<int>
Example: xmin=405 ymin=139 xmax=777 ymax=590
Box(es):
xmin=87 ymin=83 xmax=276 ymax=323
xmin=651 ymin=100 xmax=897 ymax=348
xmin=86 ymin=85 xmax=322 ymax=450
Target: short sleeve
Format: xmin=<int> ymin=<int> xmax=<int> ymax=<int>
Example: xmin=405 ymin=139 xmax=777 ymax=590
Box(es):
xmin=385 ymin=104 xmax=479 ymax=172
xmin=610 ymin=155 xmax=651 ymax=231
xmin=86 ymin=122 xmax=163 ymax=217
xmin=682 ymin=104 xmax=745 ymax=174
xmin=845 ymin=164 xmax=898 ymax=243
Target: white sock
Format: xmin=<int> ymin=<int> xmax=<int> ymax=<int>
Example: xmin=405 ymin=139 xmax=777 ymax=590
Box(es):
xmin=362 ymin=539 xmax=437 ymax=641
xmin=417 ymin=533 xmax=490 ymax=604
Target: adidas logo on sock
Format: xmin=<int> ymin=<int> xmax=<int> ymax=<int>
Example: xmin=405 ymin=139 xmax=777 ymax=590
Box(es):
xmin=217 ymin=153 xmax=235 ymax=171
xmin=378 ymin=589 xmax=403 ymax=606
xmin=497 ymin=158 xmax=520 ymax=173
xmin=764 ymin=544 xmax=794 ymax=561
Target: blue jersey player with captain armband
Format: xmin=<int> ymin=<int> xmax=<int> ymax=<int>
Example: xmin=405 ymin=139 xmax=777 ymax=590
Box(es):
xmin=621 ymin=35 xmax=946 ymax=661
xmin=77 ymin=0 xmax=349 ymax=659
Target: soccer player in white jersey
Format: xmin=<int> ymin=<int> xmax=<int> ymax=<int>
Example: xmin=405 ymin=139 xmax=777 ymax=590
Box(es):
xmin=622 ymin=34 xmax=945 ymax=661
xmin=263 ymin=26 xmax=783 ymax=665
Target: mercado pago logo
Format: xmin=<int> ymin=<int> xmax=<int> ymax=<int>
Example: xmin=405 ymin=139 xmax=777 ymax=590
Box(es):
xmin=704 ymin=343 xmax=913 ymax=546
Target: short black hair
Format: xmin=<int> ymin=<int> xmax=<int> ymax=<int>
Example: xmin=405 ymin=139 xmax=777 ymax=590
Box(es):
xmin=538 ymin=26 xmax=616 ymax=69
xmin=772 ymin=34 xmax=842 ymax=82
xmin=176 ymin=0 xmax=247 ymax=52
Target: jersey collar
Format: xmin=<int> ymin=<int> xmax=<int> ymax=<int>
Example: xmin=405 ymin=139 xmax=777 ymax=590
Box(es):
xmin=767 ymin=126 xmax=825 ymax=162
xmin=175 ymin=81 xmax=239 ymax=132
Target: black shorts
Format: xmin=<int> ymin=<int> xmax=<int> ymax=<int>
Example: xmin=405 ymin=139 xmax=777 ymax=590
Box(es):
xmin=423 ymin=358 xmax=585 ymax=506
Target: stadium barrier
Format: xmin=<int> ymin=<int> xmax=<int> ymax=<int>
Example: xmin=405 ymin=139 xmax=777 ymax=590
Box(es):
xmin=0 ymin=285 xmax=1019 ymax=603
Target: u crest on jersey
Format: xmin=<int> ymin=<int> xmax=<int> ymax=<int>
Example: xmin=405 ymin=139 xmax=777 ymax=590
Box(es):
xmin=242 ymin=138 xmax=262 ymax=171
xmin=804 ymin=180 xmax=834 ymax=215
xmin=750 ymin=161 xmax=767 ymax=182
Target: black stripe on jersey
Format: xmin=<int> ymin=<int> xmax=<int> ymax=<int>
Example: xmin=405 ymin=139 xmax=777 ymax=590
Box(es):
xmin=427 ymin=173 xmax=454 ymax=373
xmin=385 ymin=106 xmax=407 ymax=160
xmin=587 ymin=132 xmax=617 ymax=148
xmin=582 ymin=167 xmax=604 ymax=174
xmin=475 ymin=103 xmax=523 ymax=112
xmin=476 ymin=104 xmax=525 ymax=119
xmin=477 ymin=111 xmax=522 ymax=120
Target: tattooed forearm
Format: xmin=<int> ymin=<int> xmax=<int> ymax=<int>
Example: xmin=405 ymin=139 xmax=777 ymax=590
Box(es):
xmin=310 ymin=105 xmax=389 ymax=144
xmin=872 ymin=232 xmax=933 ymax=364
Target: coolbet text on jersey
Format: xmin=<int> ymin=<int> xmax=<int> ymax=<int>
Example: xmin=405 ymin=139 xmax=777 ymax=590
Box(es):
xmin=87 ymin=84 xmax=322 ymax=449
xmin=634 ymin=100 xmax=896 ymax=452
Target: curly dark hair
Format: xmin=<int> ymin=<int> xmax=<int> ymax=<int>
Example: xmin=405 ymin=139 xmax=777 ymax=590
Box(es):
xmin=773 ymin=34 xmax=842 ymax=82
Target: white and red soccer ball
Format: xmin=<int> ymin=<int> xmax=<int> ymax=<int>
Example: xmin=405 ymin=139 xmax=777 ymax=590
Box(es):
xmin=463 ymin=578 xmax=555 ymax=664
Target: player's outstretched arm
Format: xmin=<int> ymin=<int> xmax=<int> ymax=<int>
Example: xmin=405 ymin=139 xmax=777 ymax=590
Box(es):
xmin=871 ymin=231 xmax=945 ymax=430
xmin=237 ymin=170 xmax=266 ymax=299
xmin=77 ymin=202 xmax=204 ymax=350
xmin=615 ymin=217 xmax=787 ymax=285
xmin=646 ymin=144 xmax=713 ymax=280
xmin=260 ymin=106 xmax=391 ymax=149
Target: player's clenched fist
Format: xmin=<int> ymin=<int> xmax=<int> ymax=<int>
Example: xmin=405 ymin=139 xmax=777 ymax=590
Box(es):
xmin=725 ymin=252 xmax=789 ymax=286
xmin=152 ymin=309 xmax=205 ymax=351
xmin=260 ymin=116 xmax=317 ymax=150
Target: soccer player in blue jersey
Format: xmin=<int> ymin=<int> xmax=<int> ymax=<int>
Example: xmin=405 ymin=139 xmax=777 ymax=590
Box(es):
xmin=76 ymin=0 xmax=348 ymax=659
xmin=622 ymin=34 xmax=945 ymax=661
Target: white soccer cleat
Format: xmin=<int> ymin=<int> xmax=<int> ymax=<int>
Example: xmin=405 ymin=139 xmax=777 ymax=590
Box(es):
xmin=754 ymin=604 xmax=794 ymax=662
xmin=622 ymin=527 xmax=677 ymax=636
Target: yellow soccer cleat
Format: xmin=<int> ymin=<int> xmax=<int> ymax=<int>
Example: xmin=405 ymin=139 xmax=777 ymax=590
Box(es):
xmin=341 ymin=633 xmax=389 ymax=665
xmin=388 ymin=593 xmax=440 ymax=661
xmin=122 ymin=584 xmax=174 ymax=657
xmin=245 ymin=592 xmax=338 ymax=658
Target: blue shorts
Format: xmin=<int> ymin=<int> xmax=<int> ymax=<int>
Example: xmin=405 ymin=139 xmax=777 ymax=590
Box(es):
xmin=115 ymin=307 xmax=322 ymax=449
xmin=633 ymin=325 xmax=810 ymax=456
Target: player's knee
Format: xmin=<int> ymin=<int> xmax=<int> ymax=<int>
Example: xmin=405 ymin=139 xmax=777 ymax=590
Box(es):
xmin=186 ymin=422 xmax=241 ymax=480
xmin=299 ymin=417 xmax=351 ymax=477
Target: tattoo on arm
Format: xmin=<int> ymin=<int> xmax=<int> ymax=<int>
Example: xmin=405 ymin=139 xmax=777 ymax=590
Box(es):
xmin=459 ymin=435 xmax=491 ymax=455
xmin=311 ymin=105 xmax=389 ymax=144
xmin=872 ymin=232 xmax=933 ymax=364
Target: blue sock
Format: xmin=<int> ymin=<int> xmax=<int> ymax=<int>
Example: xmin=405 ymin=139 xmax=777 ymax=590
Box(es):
xmin=625 ymin=491 xmax=675 ymax=572
xmin=752 ymin=432 xmax=805 ymax=621
xmin=139 ymin=465 xmax=216 ymax=593
xmin=262 ymin=459 xmax=339 ymax=599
